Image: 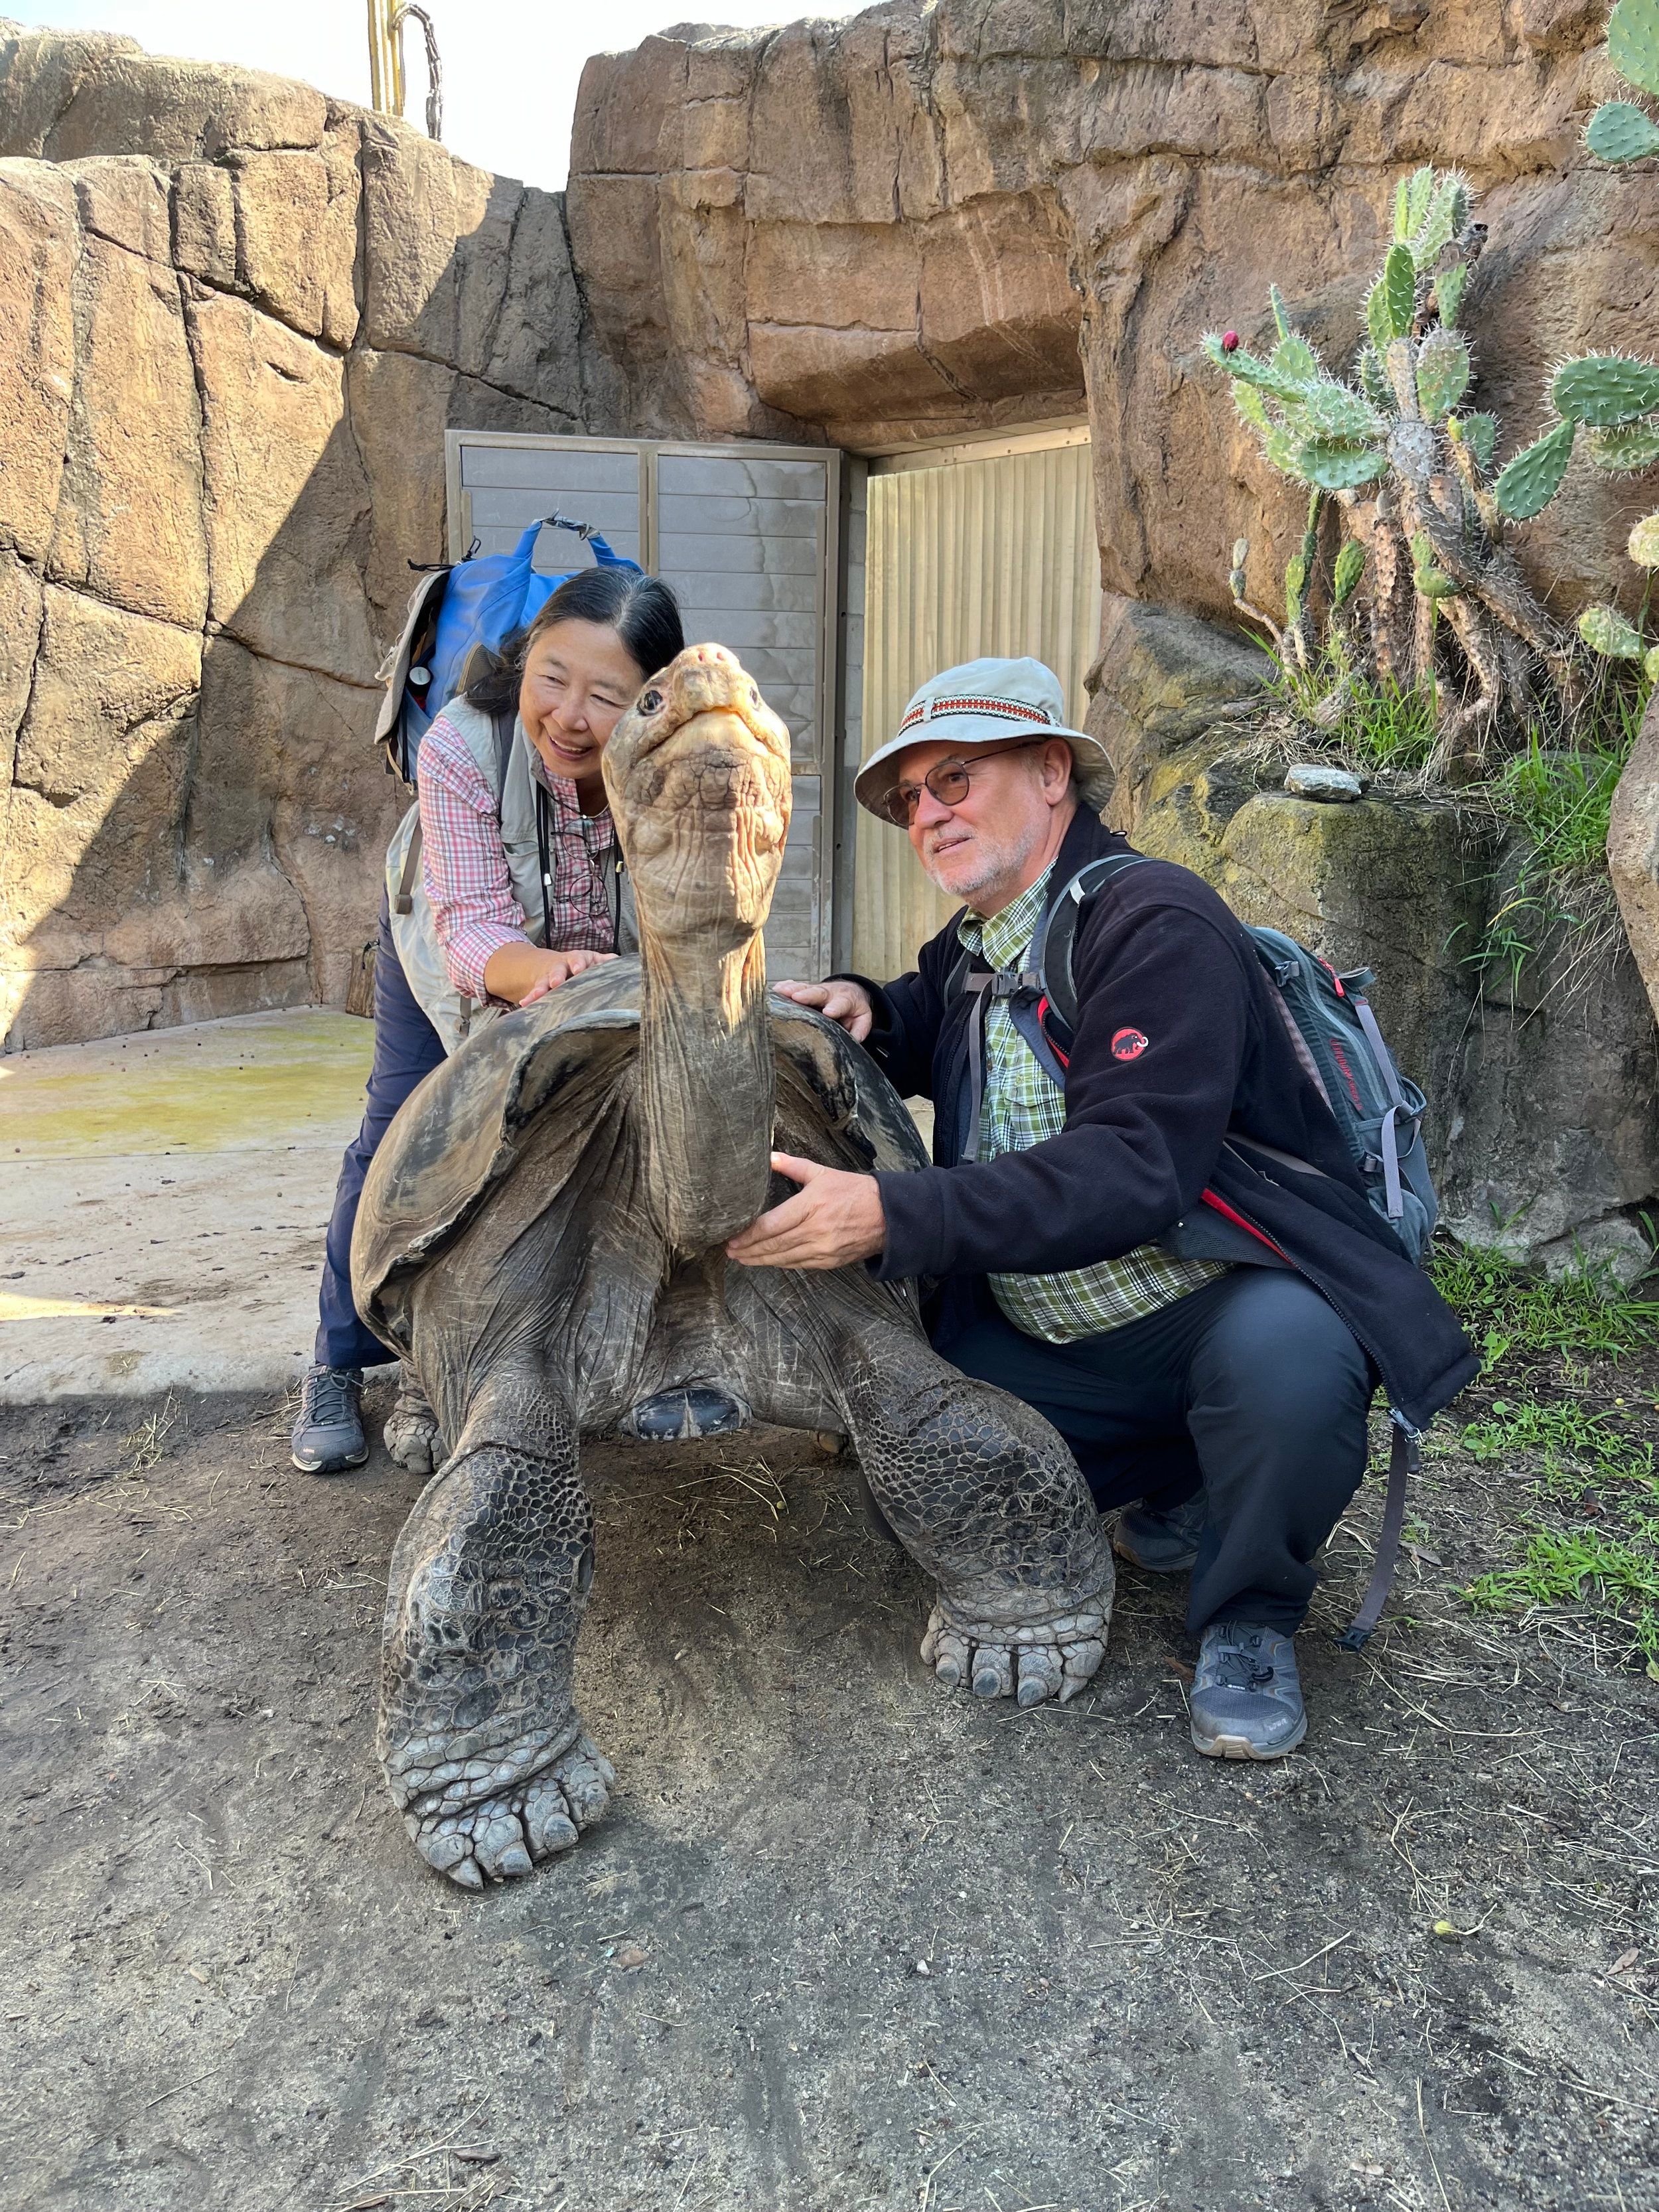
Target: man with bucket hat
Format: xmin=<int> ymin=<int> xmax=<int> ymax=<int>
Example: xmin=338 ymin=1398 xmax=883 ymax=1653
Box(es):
xmin=727 ymin=656 xmax=1475 ymax=1761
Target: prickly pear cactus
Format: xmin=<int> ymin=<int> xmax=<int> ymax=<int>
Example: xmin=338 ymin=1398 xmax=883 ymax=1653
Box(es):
xmin=1589 ymin=0 xmax=1659 ymax=162
xmin=1201 ymin=166 xmax=1579 ymax=775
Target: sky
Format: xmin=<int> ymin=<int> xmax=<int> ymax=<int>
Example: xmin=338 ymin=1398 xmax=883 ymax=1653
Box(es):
xmin=19 ymin=2 xmax=863 ymax=189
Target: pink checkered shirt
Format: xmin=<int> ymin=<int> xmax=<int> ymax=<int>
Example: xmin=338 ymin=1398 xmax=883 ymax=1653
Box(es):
xmin=416 ymin=709 xmax=618 ymax=1001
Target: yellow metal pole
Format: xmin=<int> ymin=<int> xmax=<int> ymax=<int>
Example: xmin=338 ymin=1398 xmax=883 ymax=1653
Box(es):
xmin=366 ymin=0 xmax=405 ymax=117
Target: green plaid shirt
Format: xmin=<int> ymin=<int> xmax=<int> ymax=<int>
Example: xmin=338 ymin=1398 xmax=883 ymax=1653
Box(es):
xmin=960 ymin=869 xmax=1228 ymax=1344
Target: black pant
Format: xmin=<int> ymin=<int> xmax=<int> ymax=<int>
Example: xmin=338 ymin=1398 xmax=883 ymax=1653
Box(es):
xmin=315 ymin=893 xmax=446 ymax=1370
xmin=941 ymin=1269 xmax=1372 ymax=1635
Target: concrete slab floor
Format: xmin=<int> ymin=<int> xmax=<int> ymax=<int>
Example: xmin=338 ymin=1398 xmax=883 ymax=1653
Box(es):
xmin=0 ymin=1009 xmax=373 ymax=1402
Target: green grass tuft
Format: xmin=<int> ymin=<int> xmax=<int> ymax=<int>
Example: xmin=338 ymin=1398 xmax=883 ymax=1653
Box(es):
xmin=1428 ymin=1238 xmax=1659 ymax=1368
xmin=1430 ymin=1240 xmax=1659 ymax=1664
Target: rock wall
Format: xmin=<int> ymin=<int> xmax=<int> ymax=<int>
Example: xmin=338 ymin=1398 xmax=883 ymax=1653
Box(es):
xmin=0 ymin=24 xmax=616 ymax=1049
xmin=569 ymin=0 xmax=1659 ymax=629
xmin=1095 ymin=599 xmax=1659 ymax=1278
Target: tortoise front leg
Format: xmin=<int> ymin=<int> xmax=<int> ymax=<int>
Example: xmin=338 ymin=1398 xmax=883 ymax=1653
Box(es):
xmin=831 ymin=1313 xmax=1115 ymax=1708
xmin=377 ymin=1344 xmax=613 ymax=1889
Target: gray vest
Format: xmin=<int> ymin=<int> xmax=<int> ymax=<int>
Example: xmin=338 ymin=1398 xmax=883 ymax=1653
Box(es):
xmin=385 ymin=697 xmax=634 ymax=1053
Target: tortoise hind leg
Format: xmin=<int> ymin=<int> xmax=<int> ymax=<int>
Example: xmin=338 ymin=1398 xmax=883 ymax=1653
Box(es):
xmin=377 ymin=1342 xmax=613 ymax=1888
xmin=831 ymin=1313 xmax=1115 ymax=1708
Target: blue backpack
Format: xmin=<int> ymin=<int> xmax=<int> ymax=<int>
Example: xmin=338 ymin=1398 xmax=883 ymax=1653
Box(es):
xmin=374 ymin=513 xmax=642 ymax=782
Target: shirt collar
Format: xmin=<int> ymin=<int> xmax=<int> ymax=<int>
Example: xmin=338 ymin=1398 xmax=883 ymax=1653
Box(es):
xmin=528 ymin=745 xmax=613 ymax=836
xmin=956 ymin=865 xmax=1053 ymax=974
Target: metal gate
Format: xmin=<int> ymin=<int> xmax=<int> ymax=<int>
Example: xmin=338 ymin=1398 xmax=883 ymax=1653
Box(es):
xmin=849 ymin=425 xmax=1099 ymax=980
xmin=445 ymin=431 xmax=843 ymax=982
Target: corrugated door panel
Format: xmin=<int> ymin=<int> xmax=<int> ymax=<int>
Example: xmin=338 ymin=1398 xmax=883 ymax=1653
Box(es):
xmin=852 ymin=442 xmax=1098 ymax=980
xmin=457 ymin=443 xmax=643 ymax=566
xmin=654 ymin=449 xmax=831 ymax=983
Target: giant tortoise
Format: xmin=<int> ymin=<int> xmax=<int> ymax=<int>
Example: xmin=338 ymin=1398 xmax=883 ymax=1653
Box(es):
xmin=353 ymin=643 xmax=1116 ymax=1888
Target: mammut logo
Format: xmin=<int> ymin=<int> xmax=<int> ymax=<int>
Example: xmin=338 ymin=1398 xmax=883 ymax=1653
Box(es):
xmin=1112 ymin=1027 xmax=1149 ymax=1061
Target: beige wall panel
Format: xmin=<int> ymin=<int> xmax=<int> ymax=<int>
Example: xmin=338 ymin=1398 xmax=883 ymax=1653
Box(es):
xmin=852 ymin=439 xmax=1099 ymax=981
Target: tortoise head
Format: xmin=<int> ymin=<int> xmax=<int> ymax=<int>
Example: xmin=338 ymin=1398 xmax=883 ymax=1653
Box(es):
xmin=601 ymin=644 xmax=792 ymax=956
xmin=601 ymin=644 xmax=792 ymax=1250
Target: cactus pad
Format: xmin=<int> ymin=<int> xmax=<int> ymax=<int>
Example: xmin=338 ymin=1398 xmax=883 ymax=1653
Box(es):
xmin=1609 ymin=0 xmax=1659 ymax=100
xmin=1356 ymin=345 xmax=1395 ymax=414
xmin=1551 ymin=354 xmax=1659 ymax=428
xmin=1494 ymin=419 xmax=1577 ymax=520
xmin=1409 ymin=534 xmax=1457 ymax=599
xmin=1394 ymin=167 xmax=1437 ymax=244
xmin=1406 ymin=173 xmax=1469 ymax=270
xmin=1577 ymin=604 xmax=1646 ymax=658
xmin=1415 ymin=331 xmax=1471 ymax=421
xmin=1332 ymin=538 xmax=1366 ymax=607
xmin=1202 ymin=334 xmax=1311 ymax=403
xmin=1646 ymin=643 xmax=1659 ymax=684
xmin=1454 ymin=411 xmax=1498 ymax=471
xmin=1433 ymin=261 xmax=1468 ymax=329
xmin=1271 ymin=332 xmax=1321 ymax=386
xmin=1233 ymin=384 xmax=1271 ymax=432
xmin=1295 ymin=441 xmax=1386 ymax=490
xmin=1586 ymin=420 xmax=1659 ymax=472
xmin=1296 ymin=381 xmax=1387 ymax=443
xmin=1379 ymin=245 xmax=1418 ymax=344
xmin=1628 ymin=510 xmax=1659 ymax=566
xmin=1585 ymin=99 xmax=1659 ymax=164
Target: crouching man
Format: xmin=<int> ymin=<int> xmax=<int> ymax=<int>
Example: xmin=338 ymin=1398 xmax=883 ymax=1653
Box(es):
xmin=728 ymin=657 xmax=1477 ymax=1761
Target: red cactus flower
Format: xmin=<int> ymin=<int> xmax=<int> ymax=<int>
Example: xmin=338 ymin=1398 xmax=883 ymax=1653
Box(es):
xmin=1222 ymin=331 xmax=1240 ymax=352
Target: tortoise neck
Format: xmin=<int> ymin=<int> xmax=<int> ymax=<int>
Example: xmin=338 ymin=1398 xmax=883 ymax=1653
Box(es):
xmin=636 ymin=922 xmax=774 ymax=1252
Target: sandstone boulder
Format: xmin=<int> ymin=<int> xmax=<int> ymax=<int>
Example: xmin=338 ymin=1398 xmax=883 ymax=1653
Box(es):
xmin=0 ymin=161 xmax=77 ymax=568
xmin=48 ymin=229 xmax=208 ymax=629
xmin=188 ymin=289 xmax=375 ymax=683
xmin=1607 ymin=694 xmax=1659 ymax=1030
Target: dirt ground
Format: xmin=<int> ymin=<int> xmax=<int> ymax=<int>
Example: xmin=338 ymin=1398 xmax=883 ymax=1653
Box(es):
xmin=2 ymin=1374 xmax=1656 ymax=2212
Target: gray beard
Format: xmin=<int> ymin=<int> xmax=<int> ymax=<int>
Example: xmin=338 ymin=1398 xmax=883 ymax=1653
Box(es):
xmin=920 ymin=812 xmax=1049 ymax=911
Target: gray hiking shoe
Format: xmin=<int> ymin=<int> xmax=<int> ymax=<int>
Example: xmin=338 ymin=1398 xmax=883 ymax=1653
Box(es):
xmin=1114 ymin=1489 xmax=1206 ymax=1573
xmin=384 ymin=1364 xmax=443 ymax=1473
xmin=291 ymin=1364 xmax=368 ymax=1474
xmin=1190 ymin=1621 xmax=1307 ymax=1760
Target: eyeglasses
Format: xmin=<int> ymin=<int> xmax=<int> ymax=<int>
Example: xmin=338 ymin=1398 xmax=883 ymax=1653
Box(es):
xmin=881 ymin=739 xmax=1044 ymax=827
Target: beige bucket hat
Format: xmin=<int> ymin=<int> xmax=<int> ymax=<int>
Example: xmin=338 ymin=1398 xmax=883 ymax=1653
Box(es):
xmin=853 ymin=656 xmax=1114 ymax=820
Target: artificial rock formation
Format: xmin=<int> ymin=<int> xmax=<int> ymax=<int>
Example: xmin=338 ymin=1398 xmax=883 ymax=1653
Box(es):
xmin=1094 ymin=596 xmax=1659 ymax=1279
xmin=0 ymin=23 xmax=616 ymax=1047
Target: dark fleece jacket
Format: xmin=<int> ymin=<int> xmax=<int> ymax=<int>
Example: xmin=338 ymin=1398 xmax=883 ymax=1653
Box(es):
xmin=846 ymin=807 xmax=1478 ymax=1433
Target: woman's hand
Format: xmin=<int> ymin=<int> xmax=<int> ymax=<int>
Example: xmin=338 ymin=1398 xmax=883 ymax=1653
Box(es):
xmin=771 ymin=978 xmax=875 ymax=1042
xmin=516 ymin=947 xmax=616 ymax=1006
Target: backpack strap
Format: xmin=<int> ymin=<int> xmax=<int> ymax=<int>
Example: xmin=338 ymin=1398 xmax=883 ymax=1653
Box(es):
xmin=1335 ymin=1414 xmax=1420 ymax=1651
xmin=1034 ymin=850 xmax=1155 ymax=1040
xmin=959 ymin=966 xmax=1044 ymax=1160
xmin=393 ymin=819 xmax=423 ymax=917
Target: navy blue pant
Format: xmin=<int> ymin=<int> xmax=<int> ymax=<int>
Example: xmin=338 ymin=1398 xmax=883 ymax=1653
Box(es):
xmin=940 ymin=1269 xmax=1372 ymax=1634
xmin=315 ymin=891 xmax=446 ymax=1370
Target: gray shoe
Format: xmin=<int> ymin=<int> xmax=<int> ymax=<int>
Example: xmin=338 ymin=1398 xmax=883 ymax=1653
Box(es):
xmin=384 ymin=1364 xmax=443 ymax=1473
xmin=1114 ymin=1490 xmax=1206 ymax=1572
xmin=1190 ymin=1621 xmax=1307 ymax=1759
xmin=291 ymin=1364 xmax=368 ymax=1474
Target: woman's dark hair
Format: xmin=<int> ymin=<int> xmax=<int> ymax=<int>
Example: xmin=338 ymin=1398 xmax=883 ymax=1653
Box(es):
xmin=463 ymin=566 xmax=684 ymax=716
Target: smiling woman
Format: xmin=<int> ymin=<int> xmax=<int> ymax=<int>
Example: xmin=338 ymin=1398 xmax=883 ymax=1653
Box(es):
xmin=289 ymin=567 xmax=684 ymax=1481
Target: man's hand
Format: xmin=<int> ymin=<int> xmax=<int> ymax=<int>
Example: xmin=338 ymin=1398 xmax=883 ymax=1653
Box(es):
xmin=771 ymin=978 xmax=875 ymax=1043
xmin=517 ymin=947 xmax=616 ymax=1006
xmin=726 ymin=1152 xmax=886 ymax=1270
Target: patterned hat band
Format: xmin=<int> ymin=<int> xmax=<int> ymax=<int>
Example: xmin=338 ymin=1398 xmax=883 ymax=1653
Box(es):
xmin=895 ymin=693 xmax=1058 ymax=737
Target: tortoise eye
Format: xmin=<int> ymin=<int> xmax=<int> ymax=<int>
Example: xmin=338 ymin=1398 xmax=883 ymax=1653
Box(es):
xmin=640 ymin=689 xmax=664 ymax=713
xmin=749 ymin=685 xmax=760 ymax=705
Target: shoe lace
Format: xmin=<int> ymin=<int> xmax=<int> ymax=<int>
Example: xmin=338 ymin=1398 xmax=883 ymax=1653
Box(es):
xmin=304 ymin=1366 xmax=359 ymax=1426
xmin=1211 ymin=1650 xmax=1277 ymax=1692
